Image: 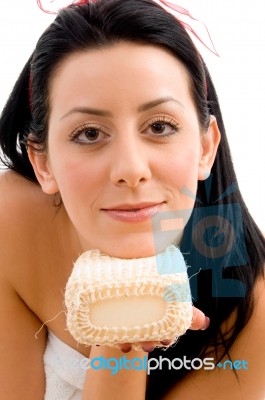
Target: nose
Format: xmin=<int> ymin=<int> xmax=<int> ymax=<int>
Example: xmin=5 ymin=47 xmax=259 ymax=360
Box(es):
xmin=110 ymin=136 xmax=152 ymax=188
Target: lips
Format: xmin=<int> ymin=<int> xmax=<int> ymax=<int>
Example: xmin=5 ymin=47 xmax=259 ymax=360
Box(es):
xmin=101 ymin=202 xmax=163 ymax=222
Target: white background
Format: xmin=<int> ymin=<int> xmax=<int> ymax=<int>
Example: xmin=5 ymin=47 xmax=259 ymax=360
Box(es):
xmin=0 ymin=0 xmax=264 ymax=232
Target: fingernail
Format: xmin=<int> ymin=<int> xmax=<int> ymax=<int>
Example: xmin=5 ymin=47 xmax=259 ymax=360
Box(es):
xmin=201 ymin=316 xmax=210 ymax=330
xmin=161 ymin=339 xmax=171 ymax=345
xmin=121 ymin=346 xmax=132 ymax=353
xmin=142 ymin=346 xmax=155 ymax=353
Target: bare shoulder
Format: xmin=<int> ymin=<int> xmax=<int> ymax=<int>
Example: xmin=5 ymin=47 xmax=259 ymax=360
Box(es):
xmin=164 ymin=274 xmax=265 ymax=400
xmin=0 ymin=168 xmax=66 ymax=306
xmin=0 ymin=169 xmax=53 ymax=271
xmin=0 ymin=168 xmax=52 ymax=222
xmin=0 ymin=170 xmax=49 ymax=398
xmin=0 ymin=167 xmax=55 ymax=296
xmin=0 ymin=168 xmax=81 ymax=348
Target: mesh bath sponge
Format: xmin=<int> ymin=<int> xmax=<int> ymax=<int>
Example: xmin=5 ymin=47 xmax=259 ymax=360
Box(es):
xmin=64 ymin=245 xmax=193 ymax=350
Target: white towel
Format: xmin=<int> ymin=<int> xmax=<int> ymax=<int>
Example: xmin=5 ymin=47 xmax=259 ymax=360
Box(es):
xmin=43 ymin=330 xmax=87 ymax=400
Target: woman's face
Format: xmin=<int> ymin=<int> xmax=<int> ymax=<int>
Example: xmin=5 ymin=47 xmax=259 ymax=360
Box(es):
xmin=31 ymin=42 xmax=220 ymax=258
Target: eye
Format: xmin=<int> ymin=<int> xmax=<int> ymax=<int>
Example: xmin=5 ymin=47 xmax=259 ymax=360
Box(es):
xmin=145 ymin=117 xmax=180 ymax=137
xmin=81 ymin=128 xmax=100 ymax=142
xmin=70 ymin=124 xmax=108 ymax=145
xmin=151 ymin=122 xmax=171 ymax=135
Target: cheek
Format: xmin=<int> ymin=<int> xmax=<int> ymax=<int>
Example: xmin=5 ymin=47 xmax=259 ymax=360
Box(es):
xmin=48 ymin=153 xmax=105 ymax=206
xmin=159 ymin=143 xmax=200 ymax=191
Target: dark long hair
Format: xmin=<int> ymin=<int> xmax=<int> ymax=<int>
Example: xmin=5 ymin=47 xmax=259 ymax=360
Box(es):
xmin=0 ymin=0 xmax=264 ymax=398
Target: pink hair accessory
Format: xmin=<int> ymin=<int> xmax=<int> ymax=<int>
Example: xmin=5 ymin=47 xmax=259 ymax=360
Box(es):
xmin=36 ymin=0 xmax=91 ymax=14
xmin=155 ymin=0 xmax=219 ymax=56
xmin=37 ymin=0 xmax=218 ymax=56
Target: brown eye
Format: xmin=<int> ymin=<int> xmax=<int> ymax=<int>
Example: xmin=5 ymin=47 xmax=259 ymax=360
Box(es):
xmin=151 ymin=122 xmax=166 ymax=134
xmin=83 ymin=128 xmax=100 ymax=141
xmin=70 ymin=124 xmax=109 ymax=145
xmin=146 ymin=118 xmax=179 ymax=137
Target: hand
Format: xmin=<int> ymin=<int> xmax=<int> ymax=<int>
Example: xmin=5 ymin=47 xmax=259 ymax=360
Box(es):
xmin=118 ymin=306 xmax=210 ymax=353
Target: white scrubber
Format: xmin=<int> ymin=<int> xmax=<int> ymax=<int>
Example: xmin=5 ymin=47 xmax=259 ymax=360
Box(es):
xmin=64 ymin=245 xmax=192 ymax=350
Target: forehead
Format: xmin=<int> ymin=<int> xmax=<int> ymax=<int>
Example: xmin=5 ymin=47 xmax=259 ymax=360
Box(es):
xmin=49 ymin=42 xmax=195 ymax=115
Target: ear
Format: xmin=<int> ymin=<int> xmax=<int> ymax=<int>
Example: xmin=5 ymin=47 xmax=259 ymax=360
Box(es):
xmin=198 ymin=116 xmax=221 ymax=181
xmin=27 ymin=145 xmax=59 ymax=194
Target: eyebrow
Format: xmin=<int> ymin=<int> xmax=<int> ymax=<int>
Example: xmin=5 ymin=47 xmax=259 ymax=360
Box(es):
xmin=138 ymin=96 xmax=185 ymax=112
xmin=59 ymin=96 xmax=185 ymax=121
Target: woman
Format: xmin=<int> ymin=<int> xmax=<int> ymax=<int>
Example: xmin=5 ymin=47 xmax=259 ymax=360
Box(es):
xmin=0 ymin=0 xmax=264 ymax=399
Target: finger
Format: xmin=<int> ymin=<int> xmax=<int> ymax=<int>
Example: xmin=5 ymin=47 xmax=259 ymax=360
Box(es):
xmin=161 ymin=339 xmax=172 ymax=346
xmin=119 ymin=343 xmax=132 ymax=353
xmin=189 ymin=307 xmax=210 ymax=330
xmin=141 ymin=341 xmax=156 ymax=353
xmin=119 ymin=341 xmax=156 ymax=353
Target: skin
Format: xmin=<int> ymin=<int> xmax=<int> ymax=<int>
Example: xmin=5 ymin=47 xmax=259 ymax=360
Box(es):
xmin=30 ymin=42 xmax=220 ymax=259
xmin=1 ymin=42 xmax=264 ymax=400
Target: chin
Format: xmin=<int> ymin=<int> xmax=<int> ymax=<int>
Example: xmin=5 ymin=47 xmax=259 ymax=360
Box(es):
xmin=105 ymin=246 xmax=157 ymax=259
xmin=78 ymin=225 xmax=182 ymax=258
xmin=83 ymin=237 xmax=175 ymax=260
